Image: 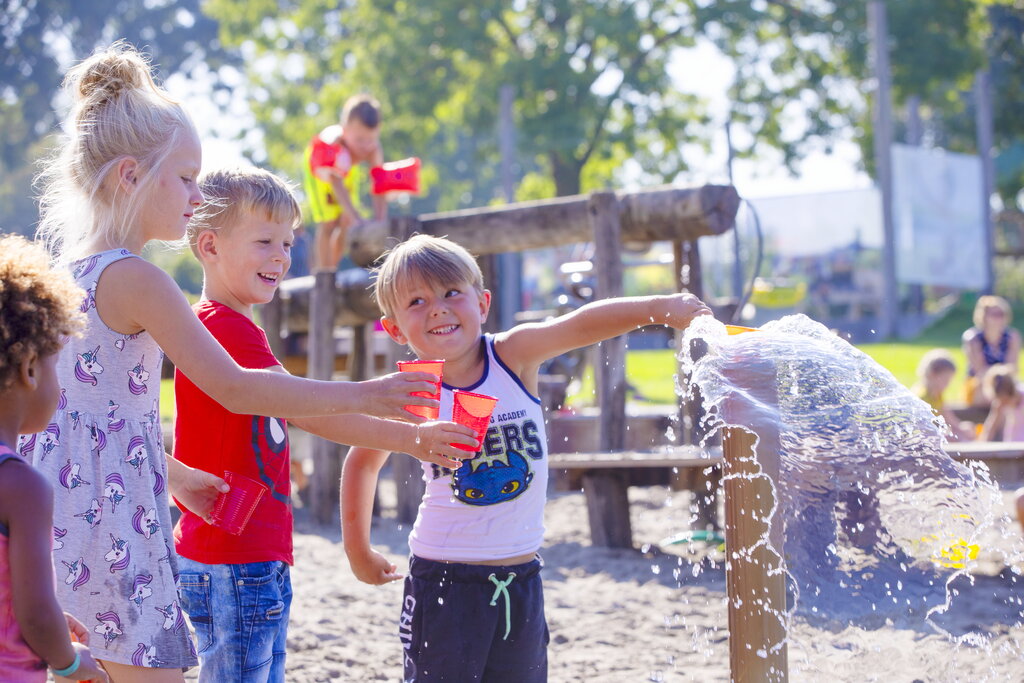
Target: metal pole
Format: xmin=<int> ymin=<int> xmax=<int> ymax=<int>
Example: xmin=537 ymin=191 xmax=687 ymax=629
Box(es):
xmin=974 ymin=70 xmax=996 ymax=294
xmin=497 ymin=84 xmax=522 ymax=329
xmin=869 ymin=1 xmax=899 ymax=340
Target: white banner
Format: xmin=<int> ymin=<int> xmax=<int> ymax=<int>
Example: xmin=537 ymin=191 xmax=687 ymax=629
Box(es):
xmin=745 ymin=188 xmax=883 ymax=257
xmin=892 ymin=144 xmax=986 ymax=289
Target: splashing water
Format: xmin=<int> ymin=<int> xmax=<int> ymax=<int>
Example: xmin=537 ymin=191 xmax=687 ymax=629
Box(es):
xmin=680 ymin=314 xmax=1024 ymax=679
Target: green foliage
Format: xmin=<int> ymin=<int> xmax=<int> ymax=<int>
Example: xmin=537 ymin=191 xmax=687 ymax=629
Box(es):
xmin=203 ymin=0 xmax=714 ymax=207
xmin=0 ymin=0 xmax=242 ymax=233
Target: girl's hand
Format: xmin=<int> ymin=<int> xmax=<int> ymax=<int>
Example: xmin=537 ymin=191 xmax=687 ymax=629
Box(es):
xmin=348 ymin=547 xmax=403 ymax=585
xmin=359 ymin=371 xmax=442 ymax=423
xmin=171 ymin=466 xmax=229 ymax=524
xmin=657 ymin=293 xmax=713 ymax=330
xmin=61 ymin=641 xmax=109 ymax=682
xmin=64 ymin=612 xmax=88 ymax=645
xmin=411 ymin=421 xmax=480 ymax=469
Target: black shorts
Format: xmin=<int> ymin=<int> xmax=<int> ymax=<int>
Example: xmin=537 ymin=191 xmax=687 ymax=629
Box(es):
xmin=399 ymin=554 xmax=549 ymax=682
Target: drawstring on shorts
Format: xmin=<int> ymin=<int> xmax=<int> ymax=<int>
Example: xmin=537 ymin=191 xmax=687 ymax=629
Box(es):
xmin=488 ymin=572 xmax=517 ymax=640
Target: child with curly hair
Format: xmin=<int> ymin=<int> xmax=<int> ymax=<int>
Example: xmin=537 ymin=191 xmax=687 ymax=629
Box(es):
xmin=0 ymin=235 xmax=108 ymax=681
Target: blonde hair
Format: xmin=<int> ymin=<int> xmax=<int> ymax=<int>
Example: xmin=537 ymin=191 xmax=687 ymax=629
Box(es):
xmin=372 ymin=234 xmax=484 ymax=319
xmin=0 ymin=235 xmax=85 ymax=389
xmin=973 ymin=295 xmax=1013 ymax=328
xmin=917 ymin=349 xmax=957 ymax=381
xmin=188 ymin=166 xmax=302 ymax=255
xmin=983 ymin=363 xmax=1019 ymax=401
xmin=35 ymin=41 xmax=197 ymax=264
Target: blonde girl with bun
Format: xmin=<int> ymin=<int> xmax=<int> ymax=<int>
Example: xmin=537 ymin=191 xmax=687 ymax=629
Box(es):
xmin=22 ymin=42 xmax=441 ymax=682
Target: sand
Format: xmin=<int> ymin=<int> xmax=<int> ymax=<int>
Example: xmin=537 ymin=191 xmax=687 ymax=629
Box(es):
xmin=180 ymin=479 xmax=1024 ymax=683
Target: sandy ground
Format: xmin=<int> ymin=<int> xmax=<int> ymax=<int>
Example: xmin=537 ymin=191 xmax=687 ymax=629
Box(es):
xmin=177 ymin=478 xmax=1024 ymax=683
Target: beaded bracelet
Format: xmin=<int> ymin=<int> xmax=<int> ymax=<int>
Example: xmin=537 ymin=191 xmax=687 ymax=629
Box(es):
xmin=52 ymin=651 xmax=81 ymax=678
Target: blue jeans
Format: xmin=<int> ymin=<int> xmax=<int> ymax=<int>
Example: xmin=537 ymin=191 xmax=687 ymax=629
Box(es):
xmin=178 ymin=558 xmax=292 ymax=683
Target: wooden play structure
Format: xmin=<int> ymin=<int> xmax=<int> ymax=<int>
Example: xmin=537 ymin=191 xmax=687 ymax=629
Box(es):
xmin=259 ymin=182 xmax=808 ymax=679
xmin=262 ymin=183 xmax=740 ymax=530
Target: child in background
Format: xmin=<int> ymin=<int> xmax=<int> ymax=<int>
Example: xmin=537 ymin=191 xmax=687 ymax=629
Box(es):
xmin=173 ymin=167 xmax=476 ymax=682
xmin=962 ymin=295 xmax=1021 ymax=407
xmin=913 ymin=349 xmax=973 ymax=441
xmin=0 ymin=235 xmax=108 ymax=682
xmin=341 ymin=235 xmax=711 ymax=681
xmin=20 ymin=42 xmax=439 ymax=682
xmin=979 ymin=364 xmax=1024 ymax=442
xmin=303 ymin=94 xmax=388 ymax=272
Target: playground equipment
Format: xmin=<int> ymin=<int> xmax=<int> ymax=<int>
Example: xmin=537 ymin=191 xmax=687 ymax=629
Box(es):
xmin=262 ymin=183 xmax=739 ymax=533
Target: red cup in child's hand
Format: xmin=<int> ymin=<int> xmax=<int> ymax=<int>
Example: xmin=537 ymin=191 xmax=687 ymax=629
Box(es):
xmin=450 ymin=390 xmax=498 ymax=452
xmin=209 ymin=471 xmax=267 ymax=536
xmin=397 ymin=359 xmax=444 ymax=420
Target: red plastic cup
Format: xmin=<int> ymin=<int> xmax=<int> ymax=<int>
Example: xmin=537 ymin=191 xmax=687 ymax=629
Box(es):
xmin=450 ymin=390 xmax=498 ymax=452
xmin=209 ymin=471 xmax=267 ymax=536
xmin=397 ymin=359 xmax=444 ymax=420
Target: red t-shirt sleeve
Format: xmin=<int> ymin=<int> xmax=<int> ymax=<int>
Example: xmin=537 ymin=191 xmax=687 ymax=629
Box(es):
xmin=203 ymin=309 xmax=281 ymax=372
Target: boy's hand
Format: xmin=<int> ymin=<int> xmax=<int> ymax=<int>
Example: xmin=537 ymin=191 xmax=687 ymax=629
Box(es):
xmin=64 ymin=612 xmax=89 ymax=644
xmin=172 ymin=467 xmax=230 ymax=524
xmin=412 ymin=421 xmax=479 ymax=469
xmin=655 ymin=293 xmax=713 ymax=330
xmin=348 ymin=547 xmax=403 ymax=585
xmin=359 ymin=371 xmax=442 ymax=423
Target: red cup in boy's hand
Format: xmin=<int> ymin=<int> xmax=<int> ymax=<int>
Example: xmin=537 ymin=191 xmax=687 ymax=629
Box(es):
xmin=397 ymin=360 xmax=444 ymax=420
xmin=209 ymin=471 xmax=267 ymax=536
xmin=450 ymin=390 xmax=498 ymax=452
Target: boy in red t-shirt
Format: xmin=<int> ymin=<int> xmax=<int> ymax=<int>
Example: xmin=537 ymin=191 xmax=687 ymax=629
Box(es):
xmin=172 ymin=167 xmax=476 ymax=682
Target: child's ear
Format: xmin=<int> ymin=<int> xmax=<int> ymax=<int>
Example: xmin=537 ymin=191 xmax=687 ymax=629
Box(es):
xmin=195 ymin=230 xmax=219 ymax=260
xmin=115 ymin=157 xmax=140 ymax=191
xmin=478 ymin=289 xmax=492 ymax=322
xmin=380 ymin=317 xmax=407 ymax=344
xmin=18 ymin=352 xmax=40 ymax=390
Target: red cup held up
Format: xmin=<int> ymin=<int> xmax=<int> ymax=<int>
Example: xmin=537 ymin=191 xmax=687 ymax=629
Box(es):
xmin=209 ymin=471 xmax=267 ymax=536
xmin=450 ymin=390 xmax=498 ymax=452
xmin=397 ymin=359 xmax=444 ymax=420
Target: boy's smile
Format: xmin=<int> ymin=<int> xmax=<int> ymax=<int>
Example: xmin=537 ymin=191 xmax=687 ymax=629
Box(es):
xmin=198 ymin=215 xmax=294 ymax=318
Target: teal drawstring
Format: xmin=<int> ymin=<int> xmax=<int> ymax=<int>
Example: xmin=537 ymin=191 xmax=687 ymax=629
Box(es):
xmin=488 ymin=572 xmax=517 ymax=640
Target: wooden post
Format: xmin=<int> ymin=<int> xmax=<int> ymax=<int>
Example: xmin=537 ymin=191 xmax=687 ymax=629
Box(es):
xmin=309 ymin=271 xmax=341 ymax=525
xmin=723 ymin=427 xmax=788 ymax=682
xmin=259 ymin=289 xmax=285 ymax=361
xmin=584 ymin=191 xmax=632 ymax=548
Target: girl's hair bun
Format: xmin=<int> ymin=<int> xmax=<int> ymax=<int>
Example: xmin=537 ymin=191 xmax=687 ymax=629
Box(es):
xmin=66 ymin=40 xmax=154 ymax=106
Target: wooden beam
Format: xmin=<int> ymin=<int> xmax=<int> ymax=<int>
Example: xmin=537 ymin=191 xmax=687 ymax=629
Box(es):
xmin=348 ymin=184 xmax=739 ymax=267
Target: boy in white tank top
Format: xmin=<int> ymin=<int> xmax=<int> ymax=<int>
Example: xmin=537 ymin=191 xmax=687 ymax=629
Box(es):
xmin=341 ymin=235 xmax=711 ymax=682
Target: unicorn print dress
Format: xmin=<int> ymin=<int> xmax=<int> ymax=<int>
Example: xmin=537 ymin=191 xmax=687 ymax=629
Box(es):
xmin=18 ymin=249 xmax=196 ymax=669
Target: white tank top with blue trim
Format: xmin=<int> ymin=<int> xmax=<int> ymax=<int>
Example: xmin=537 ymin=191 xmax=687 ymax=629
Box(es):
xmin=408 ymin=334 xmax=548 ymax=562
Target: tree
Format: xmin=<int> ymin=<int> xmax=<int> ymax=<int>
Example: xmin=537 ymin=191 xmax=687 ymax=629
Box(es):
xmin=205 ymin=0 xmax=1024 ymax=213
xmin=0 ymin=0 xmax=239 ymax=234
xmin=205 ymin=0 xmax=714 ymax=208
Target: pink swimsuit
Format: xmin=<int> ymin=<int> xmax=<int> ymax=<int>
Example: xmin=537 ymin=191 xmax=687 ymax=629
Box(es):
xmin=0 ymin=443 xmax=48 ymax=682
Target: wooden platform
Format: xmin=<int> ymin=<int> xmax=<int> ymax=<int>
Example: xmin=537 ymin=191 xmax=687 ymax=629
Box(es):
xmin=945 ymin=441 xmax=1024 ymax=482
xmin=553 ymin=441 xmax=1024 ymax=549
xmin=549 ymin=447 xmax=721 ymax=469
